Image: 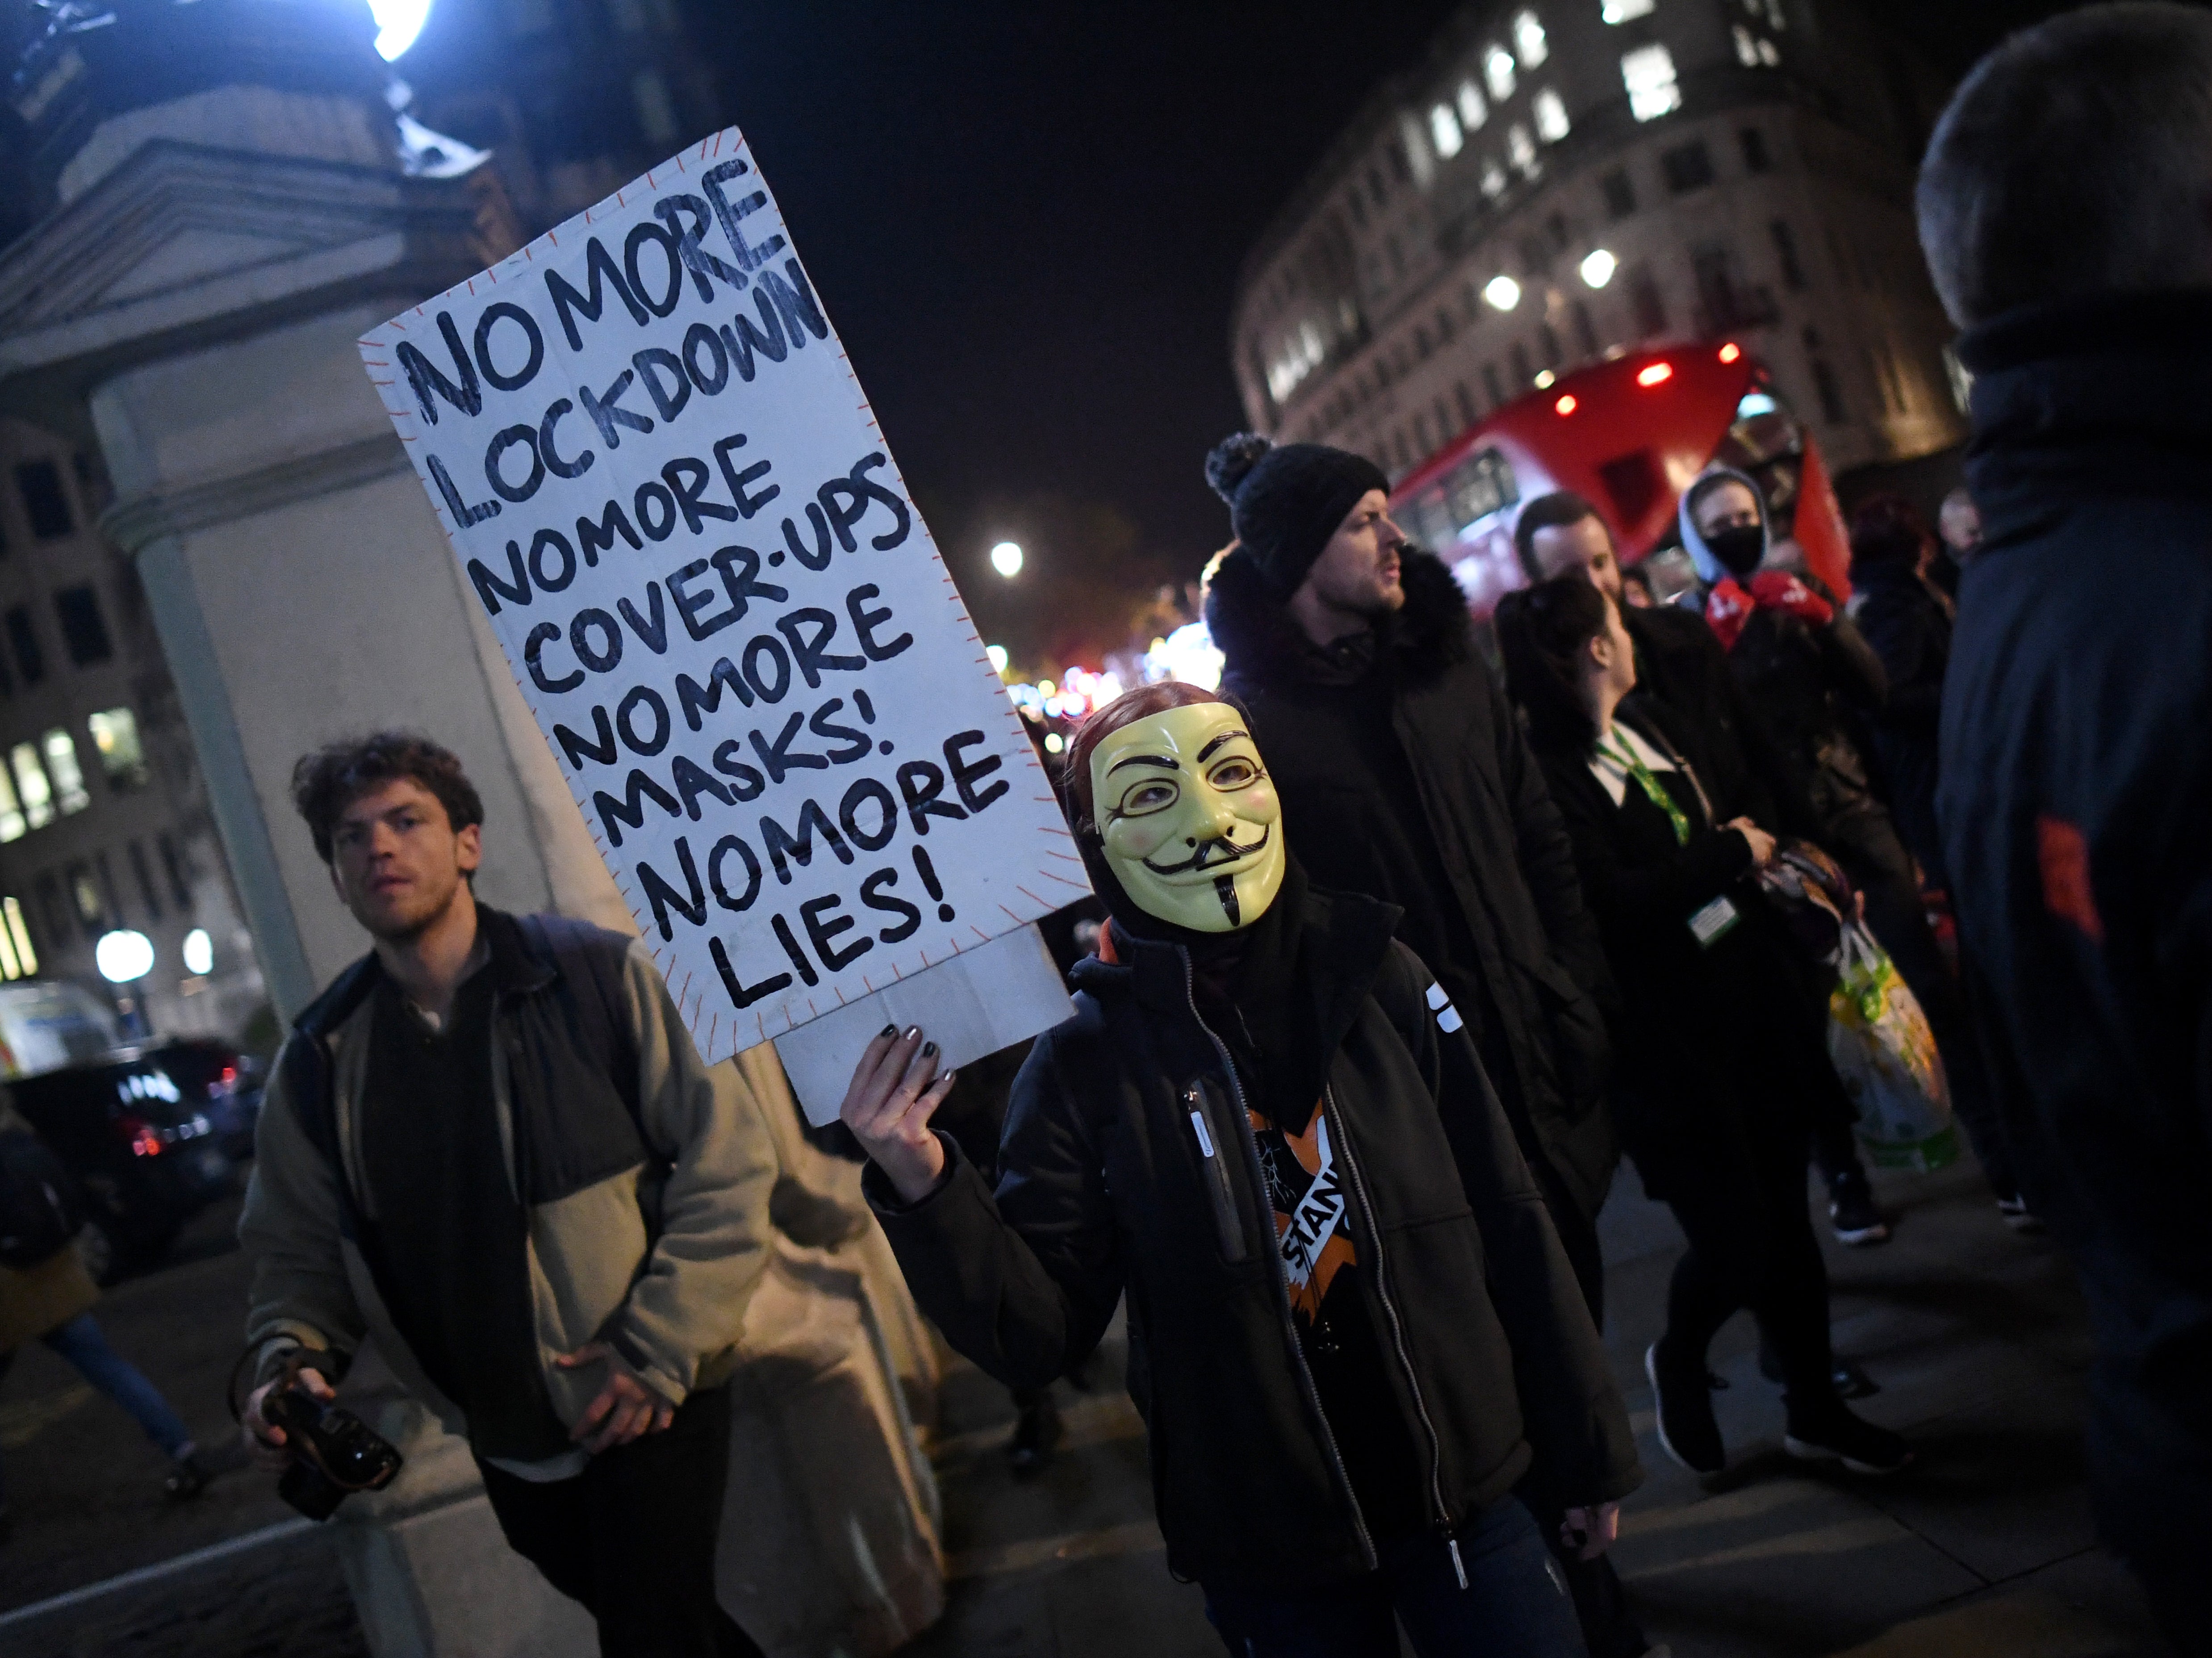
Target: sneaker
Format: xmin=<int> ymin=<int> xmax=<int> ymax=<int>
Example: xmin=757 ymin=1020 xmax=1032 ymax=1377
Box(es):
xmin=164 ymin=1452 xmax=211 ymax=1502
xmin=1783 ymin=1409 xmax=1914 ymax=1475
xmin=1827 ymin=1166 xmax=1891 ymax=1246
xmin=1995 ymin=1195 xmax=2045 ymax=1234
xmin=1646 ymin=1342 xmax=1726 ymax=1475
xmin=1006 ymin=1392 xmax=1062 ymax=1476
xmin=1757 ymin=1338 xmax=1881 ymax=1399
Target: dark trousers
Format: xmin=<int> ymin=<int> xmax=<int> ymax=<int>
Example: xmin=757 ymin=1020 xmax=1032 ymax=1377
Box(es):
xmin=476 ymin=1386 xmax=761 ymax=1658
xmin=1827 ymin=815 xmax=2020 ymax=1198
xmin=1658 ymin=1091 xmax=1836 ymax=1415
xmin=1202 ymin=1496 xmax=1588 ymax=1657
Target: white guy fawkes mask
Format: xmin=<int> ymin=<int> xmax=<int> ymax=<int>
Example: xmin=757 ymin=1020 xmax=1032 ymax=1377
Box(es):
xmin=1089 ymin=702 xmax=1285 ymax=932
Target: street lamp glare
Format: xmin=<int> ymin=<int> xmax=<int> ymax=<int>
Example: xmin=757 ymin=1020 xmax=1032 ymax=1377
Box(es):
xmin=990 ymin=541 xmax=1024 ymax=578
xmin=1580 ymin=248 xmax=1618 ymax=289
xmin=96 ymin=929 xmax=155 ymax=985
xmin=368 ymin=0 xmax=434 ymax=59
xmin=1483 ymin=275 xmax=1522 ymax=311
xmin=183 ymin=928 xmax=214 ymax=976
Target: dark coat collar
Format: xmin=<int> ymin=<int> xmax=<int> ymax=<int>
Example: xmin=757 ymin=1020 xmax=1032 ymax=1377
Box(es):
xmin=292 ymin=902 xmax=551 ymax=1040
xmin=1206 ymin=546 xmax=1473 ymax=695
xmin=1068 ymin=885 xmax=1404 ymax=1069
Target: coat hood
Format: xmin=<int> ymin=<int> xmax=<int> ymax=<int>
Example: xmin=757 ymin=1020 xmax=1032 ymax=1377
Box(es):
xmin=1204 ymin=543 xmax=1473 ymax=693
xmin=1677 ymin=464 xmax=1772 ymax=587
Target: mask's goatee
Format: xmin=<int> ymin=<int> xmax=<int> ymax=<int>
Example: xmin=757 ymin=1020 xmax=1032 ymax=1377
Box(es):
xmin=1214 ymin=874 xmax=1240 ymax=928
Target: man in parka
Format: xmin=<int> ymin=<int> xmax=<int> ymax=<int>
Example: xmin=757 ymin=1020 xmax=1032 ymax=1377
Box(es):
xmin=236 ymin=733 xmax=774 ymax=1656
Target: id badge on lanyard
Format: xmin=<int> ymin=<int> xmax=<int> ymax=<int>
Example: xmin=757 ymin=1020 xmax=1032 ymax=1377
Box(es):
xmin=1688 ymin=894 xmax=1740 ymax=949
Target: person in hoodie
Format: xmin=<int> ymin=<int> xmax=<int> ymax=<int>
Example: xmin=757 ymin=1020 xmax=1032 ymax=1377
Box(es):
xmin=1495 ymin=574 xmax=1912 ymax=1481
xmin=1918 ymin=8 xmax=2212 ymax=1646
xmin=842 ymin=681 xmax=1640 ymax=1657
xmin=1678 ymin=469 xmax=1914 ymax=1247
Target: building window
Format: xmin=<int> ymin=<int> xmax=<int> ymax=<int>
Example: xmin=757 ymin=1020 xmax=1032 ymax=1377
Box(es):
xmin=13 ymin=460 xmax=72 ymax=540
xmin=1415 ymin=325 xmax=1433 ymax=360
xmin=35 ymin=873 xmax=66 ymax=951
xmin=1457 ymin=80 xmax=1488 ymax=131
xmin=1740 ymin=127 xmax=1772 ymax=173
xmin=1480 ymin=158 xmax=1507 ymax=199
xmin=1771 ymin=221 xmax=1807 ymax=289
xmin=130 ymin=841 xmax=162 ymax=921
xmin=1661 ymin=140 xmax=1715 ymax=193
xmin=1483 ymin=363 xmax=1506 ymax=406
xmin=1508 ymin=123 xmax=1537 ymax=176
xmin=54 ymin=585 xmax=113 ymax=666
xmin=1413 ymin=413 xmax=1435 ymax=455
xmin=67 ymin=861 xmax=104 ymax=935
xmin=1573 ymin=300 xmax=1600 ymax=358
xmin=1512 ymin=10 xmax=1549 ymax=67
xmin=1510 ymin=341 xmax=1534 ymax=385
xmin=0 ymin=764 xmax=21 ymax=842
xmin=1430 ymin=103 xmax=1464 ymax=159
xmin=1534 ymin=88 xmax=1570 ymax=143
xmin=42 ymin=729 xmax=88 ymax=816
xmin=1631 ymin=267 xmax=1668 ymax=336
xmin=1485 ymin=44 xmax=1518 ymax=102
xmin=0 ymin=896 xmax=35 ymax=980
xmin=1602 ymin=167 xmax=1637 ymax=219
xmin=1812 ymin=359 xmax=1847 ymax=423
xmin=5 ymin=607 xmax=43 ymax=686
xmin=1621 ymin=44 xmax=1681 ymax=121
xmin=10 ymin=743 xmax=52 ymax=831
xmin=159 ymin=831 xmax=192 ymax=911
xmin=1455 ymin=382 xmax=1477 ymax=426
xmin=1367 ymin=165 xmax=1388 ymax=208
xmin=1602 ymin=0 xmax=1656 ymax=18
xmin=631 ymin=70 xmax=678 ymax=146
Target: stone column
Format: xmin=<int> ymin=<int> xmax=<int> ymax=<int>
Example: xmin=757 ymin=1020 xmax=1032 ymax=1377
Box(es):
xmin=0 ymin=83 xmax=631 ymax=1019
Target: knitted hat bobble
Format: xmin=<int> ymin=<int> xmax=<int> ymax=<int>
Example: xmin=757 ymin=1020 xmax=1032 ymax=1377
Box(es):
xmin=1204 ymin=433 xmax=1391 ymax=602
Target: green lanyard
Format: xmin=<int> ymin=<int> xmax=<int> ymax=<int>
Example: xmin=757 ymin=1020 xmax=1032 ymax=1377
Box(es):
xmin=1599 ymin=731 xmax=1691 ymax=846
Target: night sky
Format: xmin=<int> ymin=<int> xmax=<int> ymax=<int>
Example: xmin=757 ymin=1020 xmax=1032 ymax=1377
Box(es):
xmin=689 ymin=1 xmax=2083 ymax=671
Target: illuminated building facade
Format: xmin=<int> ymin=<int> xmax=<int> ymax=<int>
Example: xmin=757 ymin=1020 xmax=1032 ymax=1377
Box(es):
xmin=1230 ymin=0 xmax=1966 ymax=485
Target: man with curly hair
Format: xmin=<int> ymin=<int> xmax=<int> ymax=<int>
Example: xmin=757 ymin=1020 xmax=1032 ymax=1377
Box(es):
xmin=236 ymin=732 xmax=774 ymax=1656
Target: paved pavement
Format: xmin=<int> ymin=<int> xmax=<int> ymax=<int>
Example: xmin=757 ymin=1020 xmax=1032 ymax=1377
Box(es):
xmin=0 ymin=1155 xmax=2174 ymax=1656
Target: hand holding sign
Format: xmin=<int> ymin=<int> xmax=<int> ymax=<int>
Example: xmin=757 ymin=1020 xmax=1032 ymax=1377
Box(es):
xmin=840 ymin=1024 xmax=957 ymax=1205
xmin=360 ymin=128 xmax=1087 ymax=1095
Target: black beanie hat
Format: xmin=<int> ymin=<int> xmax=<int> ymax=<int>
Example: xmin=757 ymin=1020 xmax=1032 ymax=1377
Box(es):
xmin=1205 ymin=434 xmax=1390 ymax=601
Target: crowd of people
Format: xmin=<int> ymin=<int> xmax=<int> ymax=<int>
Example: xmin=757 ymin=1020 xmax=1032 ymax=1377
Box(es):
xmin=0 ymin=4 xmax=2195 ymax=1657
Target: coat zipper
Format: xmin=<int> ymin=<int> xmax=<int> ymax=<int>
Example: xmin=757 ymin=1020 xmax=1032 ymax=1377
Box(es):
xmin=1322 ymin=1081 xmax=1467 ymax=1588
xmin=1180 ymin=1082 xmax=1252 ymax=1262
xmin=1177 ymin=947 xmax=1378 ymax=1572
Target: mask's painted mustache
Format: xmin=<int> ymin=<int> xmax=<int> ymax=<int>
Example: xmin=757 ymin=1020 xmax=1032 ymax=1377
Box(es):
xmin=1140 ymin=825 xmax=1271 ymax=877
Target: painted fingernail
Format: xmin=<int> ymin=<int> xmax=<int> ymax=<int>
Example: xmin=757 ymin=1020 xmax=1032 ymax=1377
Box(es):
xmin=880 ymin=1022 xmax=898 ymax=1039
xmin=922 ymin=1041 xmax=938 ymax=1058
xmin=941 ymin=1071 xmax=957 ymax=1086
xmin=903 ymin=1025 xmax=921 ymax=1041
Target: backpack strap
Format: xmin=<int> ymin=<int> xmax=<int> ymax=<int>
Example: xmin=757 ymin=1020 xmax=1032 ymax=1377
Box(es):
xmin=519 ymin=913 xmax=643 ymax=1130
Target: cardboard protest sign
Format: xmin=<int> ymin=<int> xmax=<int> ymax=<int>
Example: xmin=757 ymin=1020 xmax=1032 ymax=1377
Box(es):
xmin=358 ymin=127 xmax=1087 ymax=1107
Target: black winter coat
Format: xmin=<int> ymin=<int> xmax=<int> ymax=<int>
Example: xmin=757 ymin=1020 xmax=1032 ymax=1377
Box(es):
xmin=1851 ymin=558 xmax=1952 ymax=882
xmin=1206 ymin=549 xmax=1618 ymax=1221
xmin=1526 ymin=704 xmax=1852 ymax=1197
xmin=1940 ymin=290 xmax=2212 ymax=1543
xmin=869 ymin=887 xmax=1640 ymax=1591
xmin=1622 ymin=601 xmax=1802 ymax=833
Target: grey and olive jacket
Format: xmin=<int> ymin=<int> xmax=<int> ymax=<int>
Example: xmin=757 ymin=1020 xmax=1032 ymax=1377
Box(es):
xmin=239 ymin=906 xmax=776 ymax=1475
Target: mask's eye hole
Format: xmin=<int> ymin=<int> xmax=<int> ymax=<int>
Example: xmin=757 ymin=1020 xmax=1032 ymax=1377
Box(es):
xmin=1207 ymin=756 xmax=1260 ymax=791
xmin=1117 ymin=779 xmax=1179 ymax=816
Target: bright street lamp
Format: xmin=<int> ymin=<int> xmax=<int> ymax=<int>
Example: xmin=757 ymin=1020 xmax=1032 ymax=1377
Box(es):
xmin=96 ymin=929 xmax=155 ymax=985
xmin=990 ymin=541 xmax=1024 ymax=578
xmin=1483 ymin=275 xmax=1523 ymax=311
xmin=368 ymin=0 xmax=434 ymax=59
xmin=183 ymin=928 xmax=214 ymax=976
xmin=1580 ymin=248 xmax=1618 ymax=289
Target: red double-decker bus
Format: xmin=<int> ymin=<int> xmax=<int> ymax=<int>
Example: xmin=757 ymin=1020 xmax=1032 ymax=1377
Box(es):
xmin=1388 ymin=341 xmax=1852 ymax=613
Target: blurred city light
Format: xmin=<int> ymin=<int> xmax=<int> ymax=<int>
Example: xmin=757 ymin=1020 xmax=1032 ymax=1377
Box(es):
xmin=1005 ymin=666 xmax=1125 ymax=726
xmin=1555 ymin=394 xmax=1579 ymax=416
xmin=986 ymin=644 xmax=1009 ymax=675
xmin=1580 ymin=248 xmax=1617 ymax=289
xmin=1043 ymin=733 xmax=1065 ymax=754
xmin=183 ymin=928 xmax=214 ymax=976
xmin=1533 ymin=368 xmax=1556 ymax=389
xmin=1483 ymin=275 xmax=1522 ymax=311
xmin=990 ymin=541 xmax=1024 ymax=577
xmin=1636 ymin=361 xmax=1675 ymax=387
xmin=369 ymin=0 xmax=433 ymax=60
xmin=1719 ymin=341 xmax=1743 ymax=363
xmin=1737 ymin=392 xmax=1779 ymax=417
xmin=1143 ymin=622 xmax=1225 ymax=691
xmin=96 ymin=929 xmax=155 ymax=984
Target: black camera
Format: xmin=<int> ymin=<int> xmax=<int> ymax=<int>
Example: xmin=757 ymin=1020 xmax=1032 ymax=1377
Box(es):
xmin=264 ymin=1385 xmax=404 ymax=1520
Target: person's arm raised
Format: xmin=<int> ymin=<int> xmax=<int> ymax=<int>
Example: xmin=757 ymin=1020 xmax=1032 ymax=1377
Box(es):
xmin=841 ymin=1025 xmax=957 ymax=1204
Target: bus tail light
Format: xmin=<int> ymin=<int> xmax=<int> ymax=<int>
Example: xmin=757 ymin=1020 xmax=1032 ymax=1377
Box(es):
xmin=1555 ymin=394 xmax=1578 ymax=416
xmin=1718 ymin=342 xmax=1742 ymax=364
xmin=1636 ymin=361 xmax=1675 ymax=387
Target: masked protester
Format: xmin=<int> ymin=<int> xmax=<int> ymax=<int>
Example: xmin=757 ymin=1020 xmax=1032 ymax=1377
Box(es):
xmin=1495 ymin=577 xmax=1913 ymax=1481
xmin=842 ymin=683 xmax=1639 ymax=1658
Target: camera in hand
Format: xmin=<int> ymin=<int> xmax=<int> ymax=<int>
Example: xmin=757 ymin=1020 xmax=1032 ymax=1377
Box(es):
xmin=265 ymin=1383 xmax=403 ymax=1520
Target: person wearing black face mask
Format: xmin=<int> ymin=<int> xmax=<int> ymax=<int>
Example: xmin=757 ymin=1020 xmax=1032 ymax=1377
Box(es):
xmin=1677 ymin=469 xmax=1910 ymax=1249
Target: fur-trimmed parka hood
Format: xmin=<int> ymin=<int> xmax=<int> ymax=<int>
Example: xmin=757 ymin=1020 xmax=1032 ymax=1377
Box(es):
xmin=1203 ymin=544 xmax=1473 ymax=695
